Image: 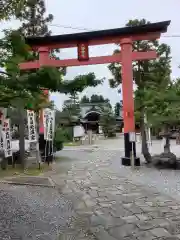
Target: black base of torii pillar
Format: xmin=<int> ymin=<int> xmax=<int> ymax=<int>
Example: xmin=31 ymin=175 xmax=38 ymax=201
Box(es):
xmin=121 ymin=133 xmax=140 ymax=166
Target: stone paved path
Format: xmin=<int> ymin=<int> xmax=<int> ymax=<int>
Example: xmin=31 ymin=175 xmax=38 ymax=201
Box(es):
xmin=50 ymin=148 xmax=180 ymax=239
xmin=2 ymin=139 xmax=180 ymax=239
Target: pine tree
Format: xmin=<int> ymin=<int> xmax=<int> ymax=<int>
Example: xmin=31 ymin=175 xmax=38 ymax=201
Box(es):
xmin=0 ymin=0 xmax=26 ymax=20
xmin=145 ymin=79 xmax=180 ymax=153
xmin=17 ymin=0 xmax=53 ymax=37
xmin=81 ymin=96 xmax=90 ymax=103
xmin=114 ymin=102 xmax=121 ymax=117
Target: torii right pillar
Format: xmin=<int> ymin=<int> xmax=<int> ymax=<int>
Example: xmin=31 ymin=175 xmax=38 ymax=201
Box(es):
xmin=121 ymin=38 xmax=140 ymax=166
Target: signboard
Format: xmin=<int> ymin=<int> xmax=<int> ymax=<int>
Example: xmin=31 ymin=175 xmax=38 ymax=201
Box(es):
xmin=129 ymin=132 xmax=136 ymax=142
xmin=43 ymin=109 xmax=55 ymax=140
xmin=77 ymin=42 xmax=89 ymax=61
xmin=27 ymin=110 xmax=37 ymax=142
xmin=2 ymin=119 xmax=12 ymax=157
xmin=99 ymin=126 xmax=103 ymax=134
xmin=73 ymin=125 xmax=85 ymax=138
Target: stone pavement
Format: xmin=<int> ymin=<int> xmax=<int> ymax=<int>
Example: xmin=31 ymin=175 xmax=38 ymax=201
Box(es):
xmin=50 ymin=148 xmax=180 ymax=239
xmin=62 ymin=137 xmax=180 ymax=156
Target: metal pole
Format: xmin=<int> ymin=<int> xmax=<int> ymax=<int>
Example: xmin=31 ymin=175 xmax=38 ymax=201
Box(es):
xmin=131 ymin=142 xmax=135 ymax=169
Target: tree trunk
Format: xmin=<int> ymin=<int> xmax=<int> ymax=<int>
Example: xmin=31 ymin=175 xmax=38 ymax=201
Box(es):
xmin=176 ymin=131 xmax=180 ymax=145
xmin=18 ymin=107 xmax=25 ymax=169
xmin=164 ymin=135 xmax=170 ymax=153
xmin=140 ymin=109 xmax=151 ymax=163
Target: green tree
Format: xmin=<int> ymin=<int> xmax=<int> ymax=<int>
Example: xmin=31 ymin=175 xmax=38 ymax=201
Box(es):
xmin=62 ymin=99 xmax=81 ymax=120
xmin=0 ymin=0 xmax=26 ymax=20
xmin=0 ymin=31 xmax=64 ymax=169
xmin=11 ymin=0 xmax=58 ymax=167
xmin=59 ymin=74 xmax=103 ymax=122
xmin=90 ymin=94 xmax=109 ymax=103
xmin=114 ymin=102 xmax=121 ymax=117
xmin=145 ymin=80 xmax=180 ymax=153
xmin=108 ymin=19 xmax=171 ymax=162
xmin=99 ymin=108 xmax=116 ymax=138
xmin=60 ymin=73 xmax=103 ymax=97
xmin=80 ymin=94 xmax=110 ymax=104
xmin=17 ymin=0 xmax=53 ymax=36
xmin=80 ymin=96 xmax=90 ymax=103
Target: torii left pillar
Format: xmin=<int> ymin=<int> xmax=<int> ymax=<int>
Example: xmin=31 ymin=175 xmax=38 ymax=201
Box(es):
xmin=38 ymin=47 xmax=52 ymax=163
xmin=39 ymin=47 xmax=50 ymax=134
xmin=120 ymin=38 xmax=140 ymax=166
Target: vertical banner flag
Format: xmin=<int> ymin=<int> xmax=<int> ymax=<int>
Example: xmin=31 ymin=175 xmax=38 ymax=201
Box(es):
xmin=0 ymin=108 xmax=7 ymax=149
xmin=39 ymin=89 xmax=49 ymax=134
xmin=27 ymin=110 xmax=37 ymax=142
xmin=47 ymin=110 xmax=55 ymax=141
xmin=2 ymin=119 xmax=12 ymax=157
xmin=43 ymin=108 xmax=49 ymax=140
xmin=43 ymin=109 xmax=55 ymax=140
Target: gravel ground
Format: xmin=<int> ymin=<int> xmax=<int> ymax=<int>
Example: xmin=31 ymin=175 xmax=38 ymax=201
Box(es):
xmin=0 ymin=184 xmax=74 ymax=240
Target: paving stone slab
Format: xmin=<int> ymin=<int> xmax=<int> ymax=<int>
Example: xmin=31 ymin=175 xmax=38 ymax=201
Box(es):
xmin=109 ymin=223 xmax=139 ymax=238
xmin=89 ymin=226 xmax=117 ymax=240
xmin=0 ymin=176 xmax=55 ymax=187
xmin=150 ymin=227 xmax=172 ymax=238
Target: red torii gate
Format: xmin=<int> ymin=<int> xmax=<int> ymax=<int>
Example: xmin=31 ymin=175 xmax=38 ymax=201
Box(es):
xmin=19 ymin=20 xmax=170 ymax=166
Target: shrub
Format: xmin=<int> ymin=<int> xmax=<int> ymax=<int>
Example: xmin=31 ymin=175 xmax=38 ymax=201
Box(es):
xmin=53 ymin=128 xmax=65 ymax=151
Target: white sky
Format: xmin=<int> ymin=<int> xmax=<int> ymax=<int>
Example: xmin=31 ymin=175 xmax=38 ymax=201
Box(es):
xmin=1 ymin=0 xmax=180 ymax=109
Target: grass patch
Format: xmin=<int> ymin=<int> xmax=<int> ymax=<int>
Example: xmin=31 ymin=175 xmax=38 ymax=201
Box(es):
xmin=0 ymin=163 xmax=52 ymax=179
xmin=55 ymin=156 xmax=72 ymax=162
xmin=63 ymin=141 xmax=81 ymax=146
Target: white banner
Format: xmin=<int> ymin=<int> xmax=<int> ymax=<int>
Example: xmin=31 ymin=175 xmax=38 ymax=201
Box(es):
xmin=47 ymin=110 xmax=55 ymax=141
xmin=43 ymin=109 xmax=55 ymax=140
xmin=2 ymin=119 xmax=12 ymax=157
xmin=0 ymin=108 xmax=7 ymax=149
xmin=27 ymin=110 xmax=37 ymax=142
xmin=43 ymin=108 xmax=50 ymax=140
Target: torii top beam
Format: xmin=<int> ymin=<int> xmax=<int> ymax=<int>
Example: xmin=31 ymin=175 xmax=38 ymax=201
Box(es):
xmin=19 ymin=20 xmax=171 ymax=70
xmin=25 ymin=20 xmax=170 ymax=50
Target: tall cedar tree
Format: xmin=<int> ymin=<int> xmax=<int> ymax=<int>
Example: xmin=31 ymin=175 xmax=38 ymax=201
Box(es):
xmin=81 ymin=95 xmax=110 ymax=105
xmin=114 ymin=102 xmax=121 ymax=117
xmin=108 ymin=19 xmax=171 ymax=162
xmin=17 ymin=0 xmax=53 ymax=36
xmin=99 ymin=107 xmax=116 ymax=138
